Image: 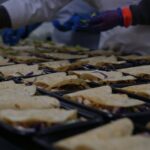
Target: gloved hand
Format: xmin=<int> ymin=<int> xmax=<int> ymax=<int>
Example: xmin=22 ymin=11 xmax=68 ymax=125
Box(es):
xmin=52 ymin=13 xmax=93 ymax=32
xmin=76 ymin=7 xmax=133 ymax=32
xmin=2 ymin=23 xmax=41 ymax=46
xmin=88 ymin=8 xmax=124 ymax=32
xmin=2 ymin=28 xmax=26 ymax=46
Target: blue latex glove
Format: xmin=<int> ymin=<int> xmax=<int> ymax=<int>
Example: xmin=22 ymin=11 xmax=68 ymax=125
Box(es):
xmin=2 ymin=28 xmax=26 ymax=46
xmin=2 ymin=23 xmax=41 ymax=46
xmin=52 ymin=13 xmax=94 ymax=32
xmin=76 ymin=9 xmax=124 ymax=32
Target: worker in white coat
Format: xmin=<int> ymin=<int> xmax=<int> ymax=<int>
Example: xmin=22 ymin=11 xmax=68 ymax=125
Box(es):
xmin=0 ymin=0 xmax=94 ymax=29
xmin=1 ymin=0 xmax=100 ymax=49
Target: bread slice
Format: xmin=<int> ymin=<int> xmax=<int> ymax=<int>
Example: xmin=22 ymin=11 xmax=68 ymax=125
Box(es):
xmin=0 ymin=96 xmax=60 ymax=109
xmin=38 ymin=52 xmax=87 ymax=60
xmin=69 ymin=70 xmax=135 ymax=84
xmin=119 ymin=55 xmax=150 ymax=62
xmin=54 ymin=118 xmax=134 ymax=149
xmin=0 ymin=81 xmax=36 ymax=96
xmin=79 ymin=55 xmax=117 ymax=66
xmin=9 ymin=56 xmax=48 ymax=64
xmin=55 ymin=136 xmax=150 ymax=150
xmin=0 ymin=109 xmax=77 ymax=127
xmin=118 ymin=65 xmax=150 ymax=79
xmin=0 ymin=64 xmax=41 ymax=78
xmin=39 ymin=60 xmax=87 ymax=72
xmin=64 ymin=86 xmax=144 ymax=108
xmin=25 ymin=73 xmax=88 ymax=90
xmin=120 ymin=84 xmax=150 ymax=99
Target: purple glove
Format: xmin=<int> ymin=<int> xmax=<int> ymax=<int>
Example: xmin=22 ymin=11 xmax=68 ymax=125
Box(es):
xmin=90 ymin=8 xmax=124 ymax=30
xmin=77 ymin=8 xmax=124 ymax=32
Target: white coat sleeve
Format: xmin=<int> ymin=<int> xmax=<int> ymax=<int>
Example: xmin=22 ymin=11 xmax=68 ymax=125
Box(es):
xmin=2 ymin=0 xmax=73 ymax=28
xmin=84 ymin=0 xmax=102 ymax=9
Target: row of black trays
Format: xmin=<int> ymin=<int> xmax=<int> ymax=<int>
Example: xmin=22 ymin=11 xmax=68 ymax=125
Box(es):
xmin=33 ymin=87 xmax=150 ymax=150
xmin=0 ymin=59 xmax=150 ymax=149
xmin=0 ymin=71 xmax=149 ymax=136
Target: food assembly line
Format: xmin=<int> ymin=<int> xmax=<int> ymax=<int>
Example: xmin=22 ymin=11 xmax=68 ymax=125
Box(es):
xmin=0 ymin=41 xmax=149 ymax=150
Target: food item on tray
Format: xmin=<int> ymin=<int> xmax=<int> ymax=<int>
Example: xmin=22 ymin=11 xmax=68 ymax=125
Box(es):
xmin=25 ymin=73 xmax=88 ymax=91
xmin=119 ymin=55 xmax=150 ymax=62
xmin=0 ymin=81 xmax=36 ymax=96
xmin=54 ymin=118 xmax=135 ymax=149
xmin=63 ymin=86 xmax=146 ymax=114
xmin=36 ymin=52 xmax=88 ymax=60
xmin=87 ymin=50 xmax=115 ymax=57
xmin=0 ymin=109 xmax=77 ymax=127
xmin=118 ymin=65 xmax=150 ymax=79
xmin=39 ymin=60 xmax=88 ymax=72
xmin=0 ymin=81 xmax=27 ymax=89
xmin=0 ymin=64 xmax=42 ymax=78
xmin=64 ymin=86 xmax=144 ymax=108
xmin=8 ymin=56 xmax=48 ymax=64
xmin=69 ymin=70 xmax=135 ymax=84
xmin=0 ymin=56 xmax=13 ymax=66
xmin=55 ymin=136 xmax=150 ymax=150
xmin=119 ymin=84 xmax=150 ymax=99
xmin=0 ymin=86 xmax=36 ymax=97
xmin=78 ymin=55 xmax=125 ymax=67
xmin=55 ymin=118 xmax=150 ymax=150
xmin=0 ymin=96 xmax=60 ymax=109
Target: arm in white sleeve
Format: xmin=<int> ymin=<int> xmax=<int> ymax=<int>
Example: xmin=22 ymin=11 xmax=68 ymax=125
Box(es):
xmin=84 ymin=0 xmax=102 ymax=9
xmin=2 ymin=0 xmax=73 ymax=29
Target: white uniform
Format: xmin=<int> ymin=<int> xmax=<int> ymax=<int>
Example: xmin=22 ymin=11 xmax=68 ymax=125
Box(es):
xmin=2 ymin=0 xmax=97 ymax=29
xmin=91 ymin=0 xmax=150 ymax=55
xmin=2 ymin=0 xmax=74 ymax=28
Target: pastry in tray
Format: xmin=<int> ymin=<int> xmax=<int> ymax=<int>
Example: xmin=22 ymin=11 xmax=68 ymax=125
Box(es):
xmin=0 ymin=81 xmax=36 ymax=96
xmin=87 ymin=50 xmax=115 ymax=57
xmin=118 ymin=65 xmax=150 ymax=79
xmin=55 ymin=118 xmax=150 ymax=150
xmin=36 ymin=52 xmax=88 ymax=60
xmin=77 ymin=55 xmax=125 ymax=67
xmin=55 ymin=118 xmax=133 ymax=143
xmin=0 ymin=64 xmax=42 ymax=79
xmin=8 ymin=56 xmax=48 ymax=64
xmin=119 ymin=55 xmax=150 ymax=62
xmin=0 ymin=56 xmax=13 ymax=66
xmin=119 ymin=84 xmax=150 ymax=99
xmin=64 ymin=86 xmax=145 ymax=113
xmin=55 ymin=135 xmax=150 ymax=150
xmin=25 ymin=72 xmax=89 ymax=91
xmin=39 ymin=60 xmax=88 ymax=72
xmin=69 ymin=70 xmax=136 ymax=84
xmin=0 ymin=81 xmax=28 ymax=89
xmin=0 ymin=96 xmax=60 ymax=110
xmin=0 ymin=109 xmax=77 ymax=127
xmin=0 ymin=86 xmax=36 ymax=97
